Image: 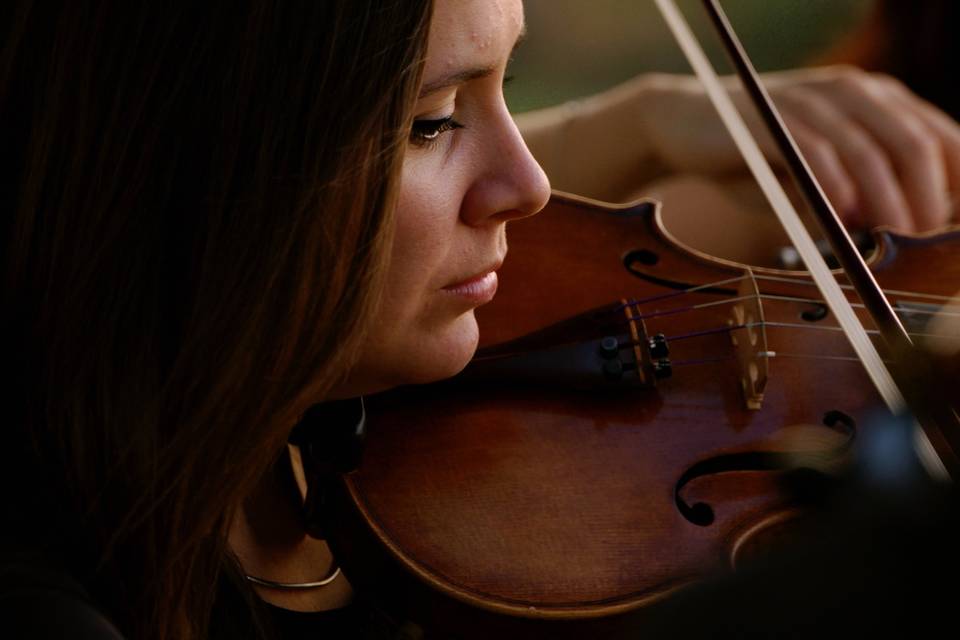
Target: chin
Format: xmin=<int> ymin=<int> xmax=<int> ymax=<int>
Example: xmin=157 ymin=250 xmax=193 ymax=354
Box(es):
xmin=341 ymin=313 xmax=482 ymax=398
xmin=402 ymin=312 xmax=481 ymax=385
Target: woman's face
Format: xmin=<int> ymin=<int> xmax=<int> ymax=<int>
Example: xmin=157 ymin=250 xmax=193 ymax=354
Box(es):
xmin=336 ymin=0 xmax=550 ymax=397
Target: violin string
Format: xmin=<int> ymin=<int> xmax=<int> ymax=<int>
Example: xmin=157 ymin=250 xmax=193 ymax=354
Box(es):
xmin=670 ymin=351 xmax=895 ymax=368
xmin=625 ymin=290 xmax=960 ymax=324
xmin=668 ymin=352 xmax=896 ymax=367
xmin=670 ymin=355 xmax=735 ymax=367
xmin=753 ymin=273 xmax=958 ymax=303
xmin=632 ymin=294 xmax=758 ymax=320
xmin=621 ymin=273 xmax=958 ymax=319
xmin=615 ymin=274 xmax=750 ymax=310
xmin=754 ymin=321 xmax=862 ymax=334
xmin=759 ymin=294 xmax=960 ymax=319
xmin=753 ymin=321 xmax=949 ymax=341
xmin=763 ymin=352 xmax=894 ymax=364
xmin=659 ymin=322 xmax=956 ymax=344
xmin=662 ymin=324 xmax=747 ymax=342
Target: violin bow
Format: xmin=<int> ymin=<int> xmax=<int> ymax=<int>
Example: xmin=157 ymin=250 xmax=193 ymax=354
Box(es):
xmin=652 ymin=0 xmax=960 ymax=480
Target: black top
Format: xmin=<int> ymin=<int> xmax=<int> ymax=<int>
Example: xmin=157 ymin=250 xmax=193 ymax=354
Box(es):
xmin=0 ymin=557 xmax=406 ymax=640
xmin=0 ymin=554 xmax=124 ymax=640
xmin=267 ymin=603 xmax=367 ymax=639
xmin=263 ymin=600 xmax=420 ymax=640
xmin=209 ymin=568 xmax=412 ymax=640
xmin=0 ymin=396 xmax=408 ymax=640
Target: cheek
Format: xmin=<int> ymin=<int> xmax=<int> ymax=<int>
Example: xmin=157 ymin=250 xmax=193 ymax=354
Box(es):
xmin=388 ymin=165 xmax=458 ymax=306
xmin=359 ymin=159 xmax=480 ymax=385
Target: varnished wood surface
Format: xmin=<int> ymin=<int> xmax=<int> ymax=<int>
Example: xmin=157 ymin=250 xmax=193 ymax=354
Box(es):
xmin=331 ymin=192 xmax=960 ymax=637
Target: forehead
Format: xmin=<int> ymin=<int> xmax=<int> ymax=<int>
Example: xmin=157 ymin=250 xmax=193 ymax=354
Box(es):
xmin=424 ymin=0 xmax=524 ymax=78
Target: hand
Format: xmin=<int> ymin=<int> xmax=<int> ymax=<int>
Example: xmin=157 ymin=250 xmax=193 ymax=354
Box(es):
xmin=639 ymin=66 xmax=960 ymax=232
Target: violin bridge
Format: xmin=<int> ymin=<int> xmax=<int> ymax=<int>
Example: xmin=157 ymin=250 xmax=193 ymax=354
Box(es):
xmin=622 ymin=298 xmax=664 ymax=386
xmin=728 ymin=270 xmax=768 ymax=410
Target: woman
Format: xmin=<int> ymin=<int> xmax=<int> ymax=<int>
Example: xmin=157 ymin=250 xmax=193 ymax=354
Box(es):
xmin=3 ymin=1 xmax=960 ymax=639
xmin=1 ymin=1 xmax=445 ymax=638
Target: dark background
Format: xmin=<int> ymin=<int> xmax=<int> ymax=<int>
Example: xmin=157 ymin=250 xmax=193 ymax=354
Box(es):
xmin=507 ymin=1 xmax=872 ymax=113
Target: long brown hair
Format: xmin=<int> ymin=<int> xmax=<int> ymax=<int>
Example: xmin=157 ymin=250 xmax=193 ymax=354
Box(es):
xmin=0 ymin=1 xmax=432 ymax=637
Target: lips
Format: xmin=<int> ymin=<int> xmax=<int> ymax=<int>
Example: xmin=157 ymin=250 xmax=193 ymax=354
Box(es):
xmin=441 ymin=259 xmax=503 ymax=304
xmin=443 ymin=258 xmax=504 ymax=291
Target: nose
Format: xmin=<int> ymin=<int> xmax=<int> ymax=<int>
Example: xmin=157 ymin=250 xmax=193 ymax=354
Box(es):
xmin=459 ymin=103 xmax=551 ymax=227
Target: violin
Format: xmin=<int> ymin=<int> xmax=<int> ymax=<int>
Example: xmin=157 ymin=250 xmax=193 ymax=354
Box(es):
xmin=315 ymin=1 xmax=960 ymax=637
xmin=324 ymin=191 xmax=960 ymax=637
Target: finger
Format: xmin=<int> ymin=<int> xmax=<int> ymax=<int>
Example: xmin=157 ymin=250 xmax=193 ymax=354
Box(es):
xmin=824 ymin=76 xmax=950 ymax=231
xmin=775 ymin=87 xmax=915 ymax=231
xmin=882 ymin=77 xmax=960 ymax=203
xmin=743 ymin=87 xmax=859 ymax=220
xmin=773 ymin=114 xmax=859 ymax=222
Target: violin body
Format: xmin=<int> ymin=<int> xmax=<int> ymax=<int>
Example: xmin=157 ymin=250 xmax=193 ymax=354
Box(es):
xmin=328 ymin=192 xmax=960 ymax=638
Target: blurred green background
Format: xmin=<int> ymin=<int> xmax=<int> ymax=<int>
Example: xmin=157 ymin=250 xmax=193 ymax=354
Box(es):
xmin=507 ymin=0 xmax=873 ymax=113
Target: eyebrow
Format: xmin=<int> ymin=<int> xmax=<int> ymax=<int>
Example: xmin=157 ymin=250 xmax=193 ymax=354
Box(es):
xmin=418 ymin=26 xmax=526 ymax=98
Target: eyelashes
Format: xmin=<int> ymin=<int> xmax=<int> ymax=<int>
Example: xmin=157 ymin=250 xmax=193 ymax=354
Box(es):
xmin=409 ymin=115 xmax=465 ymax=149
xmin=409 ymin=74 xmax=516 ymax=150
